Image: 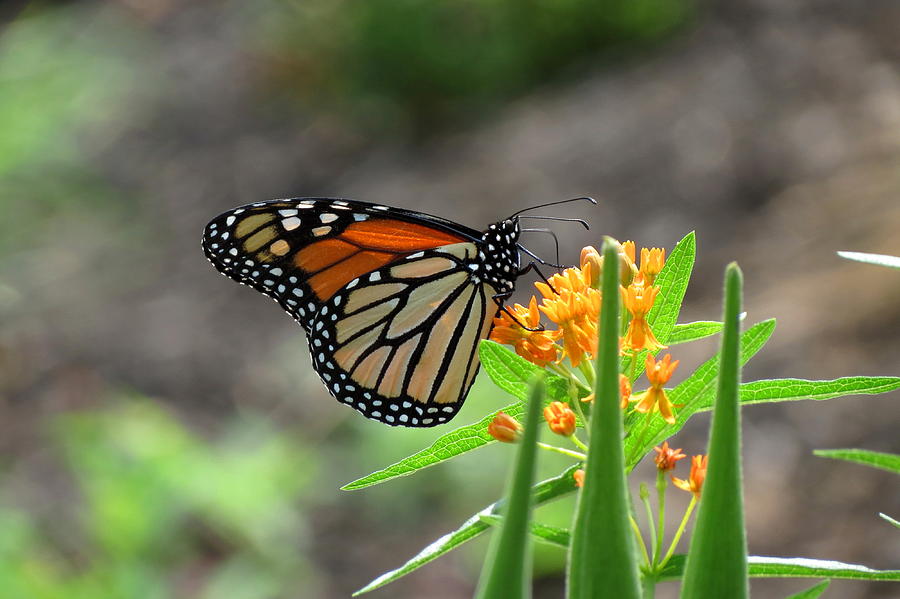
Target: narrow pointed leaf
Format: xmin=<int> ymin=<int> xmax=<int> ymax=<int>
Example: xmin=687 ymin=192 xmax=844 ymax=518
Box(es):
xmin=681 ymin=263 xmax=748 ymax=599
xmin=353 ymin=465 xmax=580 ymax=595
xmin=738 ymin=377 xmax=900 ymax=407
xmin=785 ymin=580 xmax=830 ymax=599
xmin=837 ymin=251 xmax=900 ymax=269
xmin=624 ymin=319 xmax=776 ymax=467
xmin=567 ymin=239 xmax=641 ymax=599
xmin=474 ymin=376 xmax=544 ymax=599
xmin=813 ymin=448 xmax=900 ymax=475
xmin=745 ymin=557 xmax=900 ymax=581
xmin=480 ymin=516 xmax=571 ymax=549
xmin=668 ymin=321 xmax=723 ymax=345
xmin=660 ymin=555 xmax=900 ymax=582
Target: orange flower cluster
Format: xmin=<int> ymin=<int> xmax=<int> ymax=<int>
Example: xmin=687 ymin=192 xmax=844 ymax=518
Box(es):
xmin=536 ymin=263 xmax=602 ymax=367
xmin=490 ymin=297 xmax=559 ymax=366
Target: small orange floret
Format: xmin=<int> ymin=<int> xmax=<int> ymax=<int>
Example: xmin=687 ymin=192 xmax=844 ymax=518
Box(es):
xmin=654 ymin=441 xmax=687 ymax=472
xmin=490 ymin=297 xmax=559 ymax=366
xmin=573 ymin=468 xmax=585 ymax=488
xmin=639 ymin=247 xmax=665 ymax=285
xmin=544 ymin=401 xmax=577 ymax=437
xmin=621 ymin=283 xmax=665 ymax=352
xmin=672 ymin=455 xmax=707 ymax=497
xmin=629 ymin=353 xmax=679 ymax=423
xmin=620 ymin=374 xmax=632 ymax=409
xmin=488 ymin=411 xmax=522 ymax=443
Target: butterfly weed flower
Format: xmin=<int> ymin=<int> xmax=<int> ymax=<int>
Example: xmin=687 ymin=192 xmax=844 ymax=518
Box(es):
xmin=639 ymin=247 xmax=666 ymax=286
xmin=672 ymin=454 xmax=708 ymax=497
xmin=544 ymin=401 xmax=577 ymax=437
xmin=621 ymin=281 xmax=665 ymax=352
xmin=488 ymin=411 xmax=522 ymax=443
xmin=490 ymin=297 xmax=559 ymax=366
xmin=537 ymin=264 xmax=601 ymax=367
xmin=654 ymin=441 xmax=687 ymax=472
xmin=630 ymin=353 xmax=680 ymax=424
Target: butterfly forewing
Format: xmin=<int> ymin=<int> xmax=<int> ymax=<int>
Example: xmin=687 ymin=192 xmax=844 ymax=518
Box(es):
xmin=202 ymin=198 xmax=478 ymax=330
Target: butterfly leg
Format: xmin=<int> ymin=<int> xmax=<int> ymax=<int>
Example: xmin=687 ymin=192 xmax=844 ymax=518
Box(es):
xmin=492 ymin=292 xmax=545 ymax=332
xmin=516 ymin=261 xmax=559 ymax=295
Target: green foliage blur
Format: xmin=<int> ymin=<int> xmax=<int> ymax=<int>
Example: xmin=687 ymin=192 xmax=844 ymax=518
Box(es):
xmin=253 ymin=0 xmax=689 ymax=132
xmin=0 ymin=400 xmax=318 ymax=598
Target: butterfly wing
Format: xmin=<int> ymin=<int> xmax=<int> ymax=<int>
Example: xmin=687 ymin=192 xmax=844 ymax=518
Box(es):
xmin=202 ymin=198 xmax=480 ymax=330
xmin=310 ymin=242 xmax=497 ymax=426
xmin=203 ymin=198 xmax=499 ymax=426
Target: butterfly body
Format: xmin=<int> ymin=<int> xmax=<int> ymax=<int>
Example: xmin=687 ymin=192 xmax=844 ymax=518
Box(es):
xmin=203 ymin=198 xmax=524 ymax=426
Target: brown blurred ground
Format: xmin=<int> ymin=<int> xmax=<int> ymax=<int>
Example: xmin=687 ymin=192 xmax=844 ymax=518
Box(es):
xmin=0 ymin=0 xmax=899 ymax=597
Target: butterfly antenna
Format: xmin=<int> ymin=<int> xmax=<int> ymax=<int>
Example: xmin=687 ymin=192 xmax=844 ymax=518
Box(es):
xmin=508 ymin=196 xmax=596 ymax=219
xmin=518 ymin=215 xmax=590 ymax=230
xmin=519 ymin=228 xmax=563 ymax=269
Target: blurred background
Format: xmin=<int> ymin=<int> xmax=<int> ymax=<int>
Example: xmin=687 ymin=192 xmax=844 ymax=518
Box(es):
xmin=1 ymin=0 xmax=899 ymax=597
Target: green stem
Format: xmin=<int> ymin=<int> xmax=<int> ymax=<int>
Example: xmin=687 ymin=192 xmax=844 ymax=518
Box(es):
xmin=641 ymin=575 xmax=656 ymax=599
xmin=569 ymin=435 xmax=589 ymax=453
xmin=578 ymin=359 xmax=596 ymax=389
xmin=660 ymin=495 xmax=697 ymax=567
xmin=549 ymin=362 xmax=591 ymax=393
xmin=629 ymin=515 xmax=650 ymax=566
xmin=640 ymin=483 xmax=657 ymax=567
xmin=653 ymin=470 xmax=667 ymax=566
xmin=537 ymin=442 xmax=586 ymax=461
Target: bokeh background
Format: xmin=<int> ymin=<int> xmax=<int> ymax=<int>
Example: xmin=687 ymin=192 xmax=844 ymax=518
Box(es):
xmin=1 ymin=0 xmax=899 ymax=597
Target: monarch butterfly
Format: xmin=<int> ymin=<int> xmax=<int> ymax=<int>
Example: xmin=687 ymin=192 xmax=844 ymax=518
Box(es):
xmin=202 ymin=197 xmax=594 ymax=427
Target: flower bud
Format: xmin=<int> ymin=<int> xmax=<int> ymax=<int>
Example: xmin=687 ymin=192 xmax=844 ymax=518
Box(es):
xmin=580 ymin=246 xmax=603 ymax=288
xmin=543 ymin=401 xmax=577 ymax=437
xmin=488 ymin=411 xmax=522 ymax=443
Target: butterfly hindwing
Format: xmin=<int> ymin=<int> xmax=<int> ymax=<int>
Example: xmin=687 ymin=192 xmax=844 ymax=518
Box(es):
xmin=308 ymin=243 xmax=498 ymax=426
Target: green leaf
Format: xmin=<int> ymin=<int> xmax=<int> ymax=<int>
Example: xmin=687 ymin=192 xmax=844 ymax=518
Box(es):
xmin=342 ymin=402 xmax=516 ymax=490
xmin=668 ymin=321 xmax=723 ymax=345
xmin=879 ymin=513 xmax=900 ymax=529
xmin=681 ymin=262 xmax=748 ymax=599
xmin=837 ymin=251 xmax=900 ymax=269
xmin=813 ymin=448 xmax=900 ymax=475
xmin=784 ymin=580 xmax=831 ymax=599
xmin=624 ymin=319 xmax=776 ymax=467
xmin=480 ymin=340 xmax=568 ymax=402
xmin=745 ymin=556 xmax=900 ymax=581
xmin=737 ymin=377 xmax=900 ymax=407
xmin=567 ymin=238 xmax=641 ymax=599
xmin=475 ymin=377 xmax=544 ymax=599
xmin=353 ymin=465 xmax=580 ymax=595
xmin=342 ymin=343 xmax=571 ymax=490
xmin=481 ymin=516 xmax=570 ymax=549
xmin=625 ymin=231 xmax=696 ymax=380
xmin=660 ymin=555 xmax=900 ymax=582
